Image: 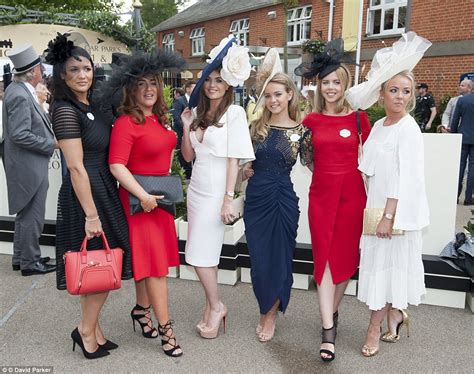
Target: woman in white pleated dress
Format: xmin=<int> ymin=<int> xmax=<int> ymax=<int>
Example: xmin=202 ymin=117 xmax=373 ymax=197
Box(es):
xmin=346 ymin=33 xmax=431 ymax=357
xmin=180 ymin=36 xmax=254 ymax=339
xmin=356 ymin=70 xmax=429 ymax=357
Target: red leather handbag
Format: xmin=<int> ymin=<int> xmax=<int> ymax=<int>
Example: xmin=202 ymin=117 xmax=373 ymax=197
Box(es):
xmin=64 ymin=233 xmax=123 ymax=295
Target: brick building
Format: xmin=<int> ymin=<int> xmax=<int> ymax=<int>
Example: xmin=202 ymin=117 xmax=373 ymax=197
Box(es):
xmin=152 ymin=0 xmax=474 ymax=103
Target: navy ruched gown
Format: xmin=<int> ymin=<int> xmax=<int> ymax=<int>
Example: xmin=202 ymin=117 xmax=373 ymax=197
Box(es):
xmin=244 ymin=124 xmax=312 ymax=314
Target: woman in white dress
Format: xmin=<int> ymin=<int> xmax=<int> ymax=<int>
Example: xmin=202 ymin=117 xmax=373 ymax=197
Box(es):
xmin=346 ymin=33 xmax=431 ymax=357
xmin=180 ymin=36 xmax=254 ymax=339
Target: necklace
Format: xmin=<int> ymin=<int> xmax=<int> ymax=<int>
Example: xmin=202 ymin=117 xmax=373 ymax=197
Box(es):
xmin=266 ymin=122 xmax=299 ymax=129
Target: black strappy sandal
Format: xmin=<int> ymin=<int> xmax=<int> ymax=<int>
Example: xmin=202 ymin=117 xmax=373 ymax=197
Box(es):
xmin=130 ymin=304 xmax=158 ymax=338
xmin=158 ymin=320 xmax=183 ymax=357
xmin=320 ymin=325 xmax=337 ymax=362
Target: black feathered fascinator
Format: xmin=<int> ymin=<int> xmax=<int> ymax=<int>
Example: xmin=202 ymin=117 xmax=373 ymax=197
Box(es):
xmin=294 ymin=38 xmax=352 ymax=79
xmin=99 ymin=49 xmax=186 ymax=100
xmin=44 ymin=33 xmax=76 ymax=65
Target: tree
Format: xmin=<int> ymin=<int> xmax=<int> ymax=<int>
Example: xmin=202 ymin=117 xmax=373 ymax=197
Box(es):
xmin=140 ymin=0 xmax=184 ymax=30
xmin=1 ymin=0 xmax=111 ymax=12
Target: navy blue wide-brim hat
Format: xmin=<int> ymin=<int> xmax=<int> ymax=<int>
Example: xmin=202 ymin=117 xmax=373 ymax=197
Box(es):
xmin=188 ymin=36 xmax=237 ymax=108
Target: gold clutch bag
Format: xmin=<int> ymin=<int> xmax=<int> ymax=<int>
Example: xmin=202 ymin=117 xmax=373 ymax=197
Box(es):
xmin=362 ymin=208 xmax=404 ymax=236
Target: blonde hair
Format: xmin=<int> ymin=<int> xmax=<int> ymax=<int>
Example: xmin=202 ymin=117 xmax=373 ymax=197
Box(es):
xmin=250 ymin=72 xmax=300 ymax=142
xmin=314 ymin=64 xmax=352 ymax=114
xmin=380 ymin=70 xmax=416 ymax=112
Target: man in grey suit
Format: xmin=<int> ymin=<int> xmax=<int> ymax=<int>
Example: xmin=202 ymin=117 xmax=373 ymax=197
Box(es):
xmin=2 ymin=44 xmax=56 ymax=275
xmin=451 ymin=83 xmax=474 ymax=205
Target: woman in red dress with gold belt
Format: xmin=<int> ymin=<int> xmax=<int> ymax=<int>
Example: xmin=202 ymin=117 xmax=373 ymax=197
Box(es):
xmin=295 ymin=40 xmax=371 ymax=362
xmin=108 ymin=52 xmax=184 ymax=357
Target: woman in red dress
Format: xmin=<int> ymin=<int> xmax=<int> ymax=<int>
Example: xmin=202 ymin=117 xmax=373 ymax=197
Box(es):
xmin=296 ymin=40 xmax=371 ymax=362
xmin=108 ymin=52 xmax=184 ymax=357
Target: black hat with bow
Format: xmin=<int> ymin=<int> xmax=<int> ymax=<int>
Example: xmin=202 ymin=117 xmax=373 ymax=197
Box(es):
xmin=294 ymin=38 xmax=351 ymax=79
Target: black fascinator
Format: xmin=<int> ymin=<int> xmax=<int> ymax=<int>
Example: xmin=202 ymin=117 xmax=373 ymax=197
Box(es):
xmin=99 ymin=49 xmax=186 ymax=100
xmin=44 ymin=33 xmax=76 ymax=65
xmin=295 ymin=38 xmax=352 ymax=79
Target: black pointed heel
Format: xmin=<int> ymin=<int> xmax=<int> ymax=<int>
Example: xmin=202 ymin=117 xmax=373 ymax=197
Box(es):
xmin=98 ymin=339 xmax=119 ymax=350
xmin=71 ymin=328 xmax=110 ymax=359
xmin=130 ymin=304 xmax=158 ymax=338
xmin=158 ymin=320 xmax=183 ymax=357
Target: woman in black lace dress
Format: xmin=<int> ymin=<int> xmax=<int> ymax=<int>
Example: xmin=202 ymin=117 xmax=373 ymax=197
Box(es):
xmin=45 ymin=34 xmax=132 ymax=359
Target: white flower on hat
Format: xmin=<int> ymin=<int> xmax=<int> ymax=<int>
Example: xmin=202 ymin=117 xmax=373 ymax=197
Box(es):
xmin=221 ymin=44 xmax=251 ymax=87
xmin=206 ymin=35 xmax=234 ymax=63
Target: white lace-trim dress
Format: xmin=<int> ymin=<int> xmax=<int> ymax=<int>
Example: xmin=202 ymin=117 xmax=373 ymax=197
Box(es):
xmin=357 ymin=115 xmax=428 ymax=311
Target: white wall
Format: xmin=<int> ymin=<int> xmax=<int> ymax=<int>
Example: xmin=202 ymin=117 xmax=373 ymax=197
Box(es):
xmin=0 ymin=134 xmax=462 ymax=258
xmin=291 ymin=134 xmax=462 ymax=255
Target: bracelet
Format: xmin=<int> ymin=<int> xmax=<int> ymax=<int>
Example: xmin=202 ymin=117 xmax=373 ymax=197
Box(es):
xmin=85 ymin=215 xmax=99 ymax=222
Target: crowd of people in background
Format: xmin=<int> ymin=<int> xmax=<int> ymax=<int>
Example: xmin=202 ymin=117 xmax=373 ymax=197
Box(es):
xmin=0 ymin=30 xmax=472 ymax=364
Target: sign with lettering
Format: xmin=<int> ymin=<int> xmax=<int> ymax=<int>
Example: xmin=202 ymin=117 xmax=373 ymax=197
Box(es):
xmin=0 ymin=24 xmax=129 ymax=64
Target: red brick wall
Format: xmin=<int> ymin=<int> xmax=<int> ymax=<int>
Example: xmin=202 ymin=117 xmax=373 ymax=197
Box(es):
xmin=156 ymin=0 xmax=473 ymax=100
xmin=409 ymin=0 xmax=473 ymax=42
xmin=351 ymin=0 xmax=474 ymax=100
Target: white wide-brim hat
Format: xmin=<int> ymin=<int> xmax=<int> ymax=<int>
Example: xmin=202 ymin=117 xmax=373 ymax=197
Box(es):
xmin=253 ymin=48 xmax=283 ymax=113
xmin=346 ymin=32 xmax=432 ymax=110
xmin=6 ymin=44 xmax=41 ymax=74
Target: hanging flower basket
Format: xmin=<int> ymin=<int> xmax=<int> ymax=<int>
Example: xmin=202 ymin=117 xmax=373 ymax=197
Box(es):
xmin=301 ymin=39 xmax=326 ymax=55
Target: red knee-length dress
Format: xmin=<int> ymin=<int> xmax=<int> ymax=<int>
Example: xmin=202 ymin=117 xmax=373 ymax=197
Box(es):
xmin=302 ymin=112 xmax=371 ymax=285
xmin=109 ymin=114 xmax=180 ymax=281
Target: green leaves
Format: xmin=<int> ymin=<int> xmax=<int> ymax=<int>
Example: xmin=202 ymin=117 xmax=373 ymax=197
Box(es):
xmin=0 ymin=3 xmax=157 ymax=51
xmin=141 ymin=0 xmax=182 ymax=30
xmin=301 ymin=39 xmax=326 ymax=55
xmin=464 ymin=210 xmax=474 ymax=236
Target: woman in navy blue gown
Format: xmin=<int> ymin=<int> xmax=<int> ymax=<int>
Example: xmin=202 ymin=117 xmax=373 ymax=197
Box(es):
xmin=243 ymin=50 xmax=312 ymax=342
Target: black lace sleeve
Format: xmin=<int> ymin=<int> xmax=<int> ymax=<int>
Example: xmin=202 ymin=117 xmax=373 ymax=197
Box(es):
xmin=299 ymin=125 xmax=313 ymax=166
xmin=52 ymin=104 xmax=81 ymax=140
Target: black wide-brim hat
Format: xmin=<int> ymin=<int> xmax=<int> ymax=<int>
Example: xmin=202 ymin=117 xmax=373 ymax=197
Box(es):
xmin=97 ymin=50 xmax=186 ymax=103
xmin=188 ymin=36 xmax=237 ymax=108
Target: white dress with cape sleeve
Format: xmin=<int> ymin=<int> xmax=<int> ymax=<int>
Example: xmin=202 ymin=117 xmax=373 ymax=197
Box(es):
xmin=207 ymin=105 xmax=255 ymax=164
xmin=185 ymin=105 xmax=254 ymax=267
xmin=357 ymin=114 xmax=428 ymax=311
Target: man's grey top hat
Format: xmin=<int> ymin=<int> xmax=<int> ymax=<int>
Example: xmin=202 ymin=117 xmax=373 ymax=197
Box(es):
xmin=6 ymin=44 xmax=41 ymax=74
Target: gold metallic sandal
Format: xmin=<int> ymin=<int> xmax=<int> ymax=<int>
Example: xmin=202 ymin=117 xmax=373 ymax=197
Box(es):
xmin=381 ymin=309 xmax=410 ymax=343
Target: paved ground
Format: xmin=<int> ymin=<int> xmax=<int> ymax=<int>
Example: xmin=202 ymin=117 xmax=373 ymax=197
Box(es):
xmin=0 ymin=253 xmax=472 ymax=374
xmin=0 ymin=193 xmax=473 ymax=373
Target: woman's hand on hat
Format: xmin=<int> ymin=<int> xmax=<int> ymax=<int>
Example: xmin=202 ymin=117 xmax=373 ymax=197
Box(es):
xmin=181 ymin=107 xmax=195 ymax=130
xmin=140 ymin=194 xmax=163 ymax=213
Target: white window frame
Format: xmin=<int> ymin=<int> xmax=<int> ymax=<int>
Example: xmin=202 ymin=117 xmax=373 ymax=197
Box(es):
xmin=230 ymin=18 xmax=250 ymax=46
xmin=190 ymin=27 xmax=205 ymax=56
xmin=287 ymin=5 xmax=312 ymax=46
xmin=366 ymin=0 xmax=407 ymax=36
xmin=162 ymin=33 xmax=175 ymax=52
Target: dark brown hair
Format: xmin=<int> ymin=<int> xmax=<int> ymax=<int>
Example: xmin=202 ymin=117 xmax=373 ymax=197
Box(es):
xmin=191 ymin=71 xmax=233 ymax=131
xmin=119 ymin=73 xmax=168 ymax=127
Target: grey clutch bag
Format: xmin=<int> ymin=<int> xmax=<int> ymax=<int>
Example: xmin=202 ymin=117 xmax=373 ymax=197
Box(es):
xmin=130 ymin=175 xmax=184 ymax=216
